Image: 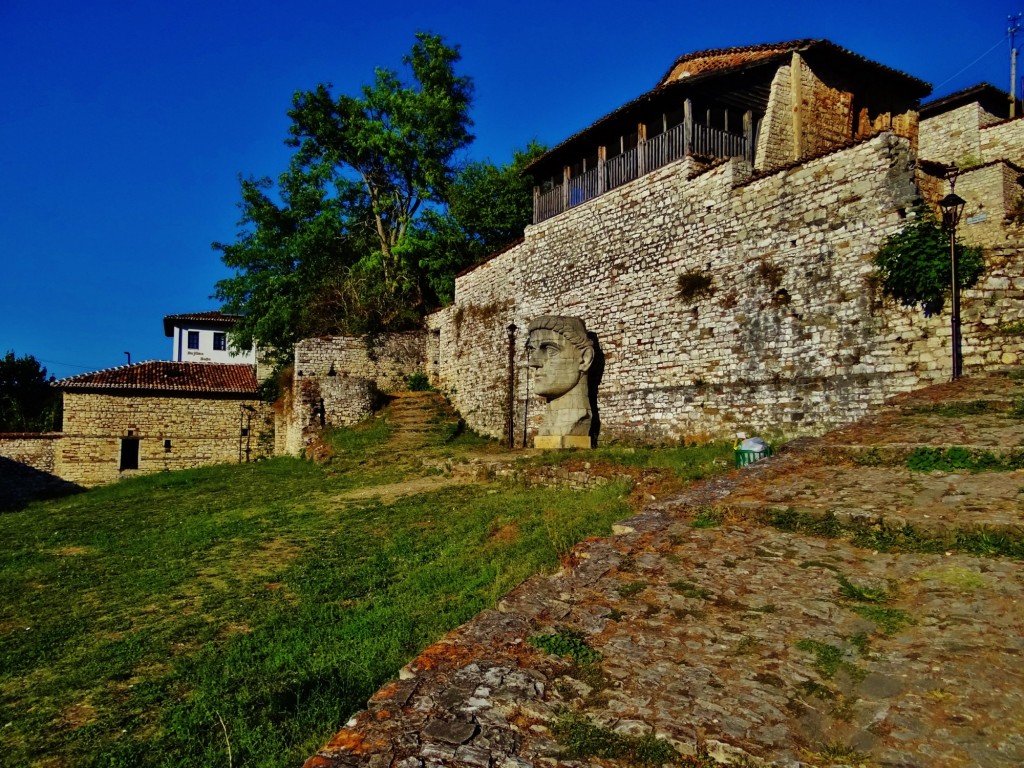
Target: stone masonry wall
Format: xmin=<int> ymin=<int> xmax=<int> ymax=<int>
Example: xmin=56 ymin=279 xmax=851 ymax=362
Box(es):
xmin=755 ymin=63 xmax=794 ymax=172
xmin=0 ymin=434 xmax=71 ymax=509
xmin=429 ymin=132 xmax=1024 ymax=445
xmin=981 ymin=117 xmax=1024 ymax=168
xmin=284 ymin=374 xmax=376 ymax=456
xmin=0 ymin=434 xmax=58 ymax=474
xmin=283 ymin=332 xmax=425 ymax=455
xmin=57 ymin=392 xmax=272 ymax=486
xmin=293 ymin=332 xmax=425 ymax=391
xmin=919 ymin=103 xmax=1002 ymax=166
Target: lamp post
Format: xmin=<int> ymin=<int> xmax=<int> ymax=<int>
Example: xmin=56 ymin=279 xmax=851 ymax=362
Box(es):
xmin=506 ymin=323 xmax=517 ymax=449
xmin=939 ymin=189 xmax=967 ymax=380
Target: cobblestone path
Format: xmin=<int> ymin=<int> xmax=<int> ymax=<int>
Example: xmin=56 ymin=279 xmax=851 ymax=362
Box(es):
xmin=304 ymin=373 xmax=1024 ymax=768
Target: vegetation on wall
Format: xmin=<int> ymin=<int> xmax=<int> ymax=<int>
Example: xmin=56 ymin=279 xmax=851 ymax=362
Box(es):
xmin=676 ymin=269 xmax=715 ymax=302
xmin=873 ymin=207 xmax=984 ymax=316
xmin=213 ymin=33 xmax=541 ymax=363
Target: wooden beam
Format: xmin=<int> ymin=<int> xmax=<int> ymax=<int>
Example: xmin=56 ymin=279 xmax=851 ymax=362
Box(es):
xmin=597 ymin=146 xmax=607 ymax=195
xmin=684 ymin=99 xmax=693 ymax=156
xmin=637 ymin=122 xmax=647 ymax=175
xmin=562 ymin=165 xmax=570 ymax=210
xmin=532 ymin=185 xmax=540 ymax=225
xmin=743 ymin=111 xmax=754 ymax=165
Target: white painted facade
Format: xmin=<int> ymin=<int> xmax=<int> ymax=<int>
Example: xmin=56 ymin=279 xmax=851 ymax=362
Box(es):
xmin=165 ymin=315 xmax=256 ymax=365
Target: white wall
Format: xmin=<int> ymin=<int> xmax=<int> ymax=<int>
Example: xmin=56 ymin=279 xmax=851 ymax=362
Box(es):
xmin=170 ymin=324 xmax=256 ymax=365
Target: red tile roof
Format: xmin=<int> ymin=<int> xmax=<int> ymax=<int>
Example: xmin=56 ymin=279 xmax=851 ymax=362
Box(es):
xmin=163 ymin=311 xmax=241 ymax=337
xmin=55 ymin=362 xmax=259 ymax=395
xmin=656 ymin=39 xmax=928 ymax=90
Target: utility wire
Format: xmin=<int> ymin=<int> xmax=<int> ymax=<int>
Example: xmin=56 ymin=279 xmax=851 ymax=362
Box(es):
xmin=933 ymin=34 xmax=1008 ymax=91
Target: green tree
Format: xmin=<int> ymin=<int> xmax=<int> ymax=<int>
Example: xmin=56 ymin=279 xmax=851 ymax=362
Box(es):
xmin=416 ymin=142 xmax=545 ymax=304
xmin=213 ymin=161 xmax=374 ymax=357
xmin=874 ymin=206 xmax=984 ymax=316
xmin=0 ymin=352 xmax=61 ymax=432
xmin=287 ymin=32 xmax=473 ymax=299
xmin=215 ymin=33 xmax=476 ymax=356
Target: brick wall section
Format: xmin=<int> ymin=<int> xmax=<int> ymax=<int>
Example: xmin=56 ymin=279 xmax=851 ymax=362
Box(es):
xmin=755 ymin=54 xmax=916 ymax=173
xmin=57 ymin=393 xmax=272 ymax=486
xmin=798 ymin=54 xmax=854 ymax=157
xmin=428 ymin=132 xmax=1024 ymax=445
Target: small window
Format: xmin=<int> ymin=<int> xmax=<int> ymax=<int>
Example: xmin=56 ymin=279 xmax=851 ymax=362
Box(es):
xmin=164 ymin=439 xmax=172 ymax=453
xmin=187 ymin=331 xmax=200 ymax=350
xmin=213 ymin=332 xmax=227 ymax=351
xmin=240 ymin=427 xmax=249 ymax=437
xmin=120 ymin=438 xmax=140 ymax=470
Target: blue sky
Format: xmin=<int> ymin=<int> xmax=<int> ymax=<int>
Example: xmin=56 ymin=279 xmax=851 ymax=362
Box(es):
xmin=0 ymin=0 xmax=1016 ymax=379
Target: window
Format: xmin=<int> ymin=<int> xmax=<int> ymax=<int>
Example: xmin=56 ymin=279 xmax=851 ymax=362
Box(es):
xmin=164 ymin=439 xmax=172 ymax=453
xmin=120 ymin=438 xmax=140 ymax=470
xmin=187 ymin=331 xmax=200 ymax=350
xmin=213 ymin=332 xmax=227 ymax=351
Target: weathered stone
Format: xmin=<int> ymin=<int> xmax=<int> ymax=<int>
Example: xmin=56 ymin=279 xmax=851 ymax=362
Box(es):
xmin=421 ymin=718 xmax=478 ymax=745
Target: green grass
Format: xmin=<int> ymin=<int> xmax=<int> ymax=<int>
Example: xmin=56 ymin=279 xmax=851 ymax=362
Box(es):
xmin=905 ymin=446 xmax=1024 ymax=473
xmin=529 ymin=442 xmax=733 ymax=483
xmin=794 ymin=639 xmax=862 ymax=680
xmin=529 ymin=628 xmax=602 ymax=665
xmin=763 ymin=508 xmax=1024 ymax=559
xmin=0 ymin=452 xmax=633 ymax=767
xmin=551 ymin=712 xmax=681 ymax=765
xmin=690 ymin=506 xmax=724 ymax=528
xmin=907 ymin=400 xmax=993 ymax=417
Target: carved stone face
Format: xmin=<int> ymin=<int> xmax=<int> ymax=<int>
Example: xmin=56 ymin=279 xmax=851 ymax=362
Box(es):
xmin=528 ymin=328 xmax=589 ymax=400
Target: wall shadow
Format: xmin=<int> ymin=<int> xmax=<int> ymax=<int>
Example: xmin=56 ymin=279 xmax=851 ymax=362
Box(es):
xmin=587 ymin=332 xmax=605 ymax=447
xmin=0 ymin=456 xmax=83 ymax=512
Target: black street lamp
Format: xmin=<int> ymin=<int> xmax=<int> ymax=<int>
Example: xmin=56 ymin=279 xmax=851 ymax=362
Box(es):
xmin=939 ymin=190 xmax=968 ymax=380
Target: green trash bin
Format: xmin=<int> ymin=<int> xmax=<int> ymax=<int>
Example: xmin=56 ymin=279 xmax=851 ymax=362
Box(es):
xmin=734 ymin=439 xmax=772 ymax=468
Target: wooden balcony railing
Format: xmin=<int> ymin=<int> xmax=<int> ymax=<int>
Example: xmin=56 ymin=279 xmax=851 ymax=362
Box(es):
xmin=533 ymin=119 xmax=753 ymax=224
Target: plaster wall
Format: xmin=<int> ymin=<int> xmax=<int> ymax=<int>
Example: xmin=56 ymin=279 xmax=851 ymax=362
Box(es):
xmin=170 ymin=324 xmax=256 ymax=365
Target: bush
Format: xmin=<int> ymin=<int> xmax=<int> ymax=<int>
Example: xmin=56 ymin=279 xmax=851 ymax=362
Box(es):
xmin=404 ymin=371 xmax=432 ymax=391
xmin=874 ymin=207 xmax=984 ymax=316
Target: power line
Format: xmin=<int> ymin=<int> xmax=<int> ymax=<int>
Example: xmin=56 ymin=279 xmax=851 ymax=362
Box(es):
xmin=933 ymin=34 xmax=1007 ymax=91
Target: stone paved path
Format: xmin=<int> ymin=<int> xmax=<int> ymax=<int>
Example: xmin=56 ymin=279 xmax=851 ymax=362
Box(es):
xmin=304 ymin=373 xmax=1024 ymax=768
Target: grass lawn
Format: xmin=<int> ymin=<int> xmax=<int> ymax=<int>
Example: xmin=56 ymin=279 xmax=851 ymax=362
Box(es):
xmin=0 ymin=408 xmax=731 ymax=767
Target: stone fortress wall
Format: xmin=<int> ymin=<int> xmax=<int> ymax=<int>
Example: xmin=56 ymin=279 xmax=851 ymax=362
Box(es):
xmin=284 ymin=333 xmax=424 ymax=455
xmin=57 ymin=392 xmax=272 ymax=486
xmin=284 ymin=86 xmax=1024 ymax=448
xmin=424 ymin=119 xmax=1024 ymax=444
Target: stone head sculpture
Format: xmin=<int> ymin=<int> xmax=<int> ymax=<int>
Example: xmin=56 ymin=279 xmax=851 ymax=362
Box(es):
xmin=526 ymin=315 xmax=595 ymax=439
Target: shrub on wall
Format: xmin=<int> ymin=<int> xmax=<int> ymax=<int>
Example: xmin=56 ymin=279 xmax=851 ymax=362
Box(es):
xmin=874 ymin=207 xmax=984 ymax=316
xmin=677 ymin=270 xmax=715 ymax=302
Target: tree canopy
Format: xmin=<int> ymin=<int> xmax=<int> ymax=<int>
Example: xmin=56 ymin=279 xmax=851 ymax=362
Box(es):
xmin=874 ymin=206 xmax=984 ymax=316
xmin=214 ymin=33 xmax=539 ymax=362
xmin=0 ymin=351 xmax=61 ymax=432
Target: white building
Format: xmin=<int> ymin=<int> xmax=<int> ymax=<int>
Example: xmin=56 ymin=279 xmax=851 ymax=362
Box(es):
xmin=163 ymin=311 xmax=256 ymax=365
